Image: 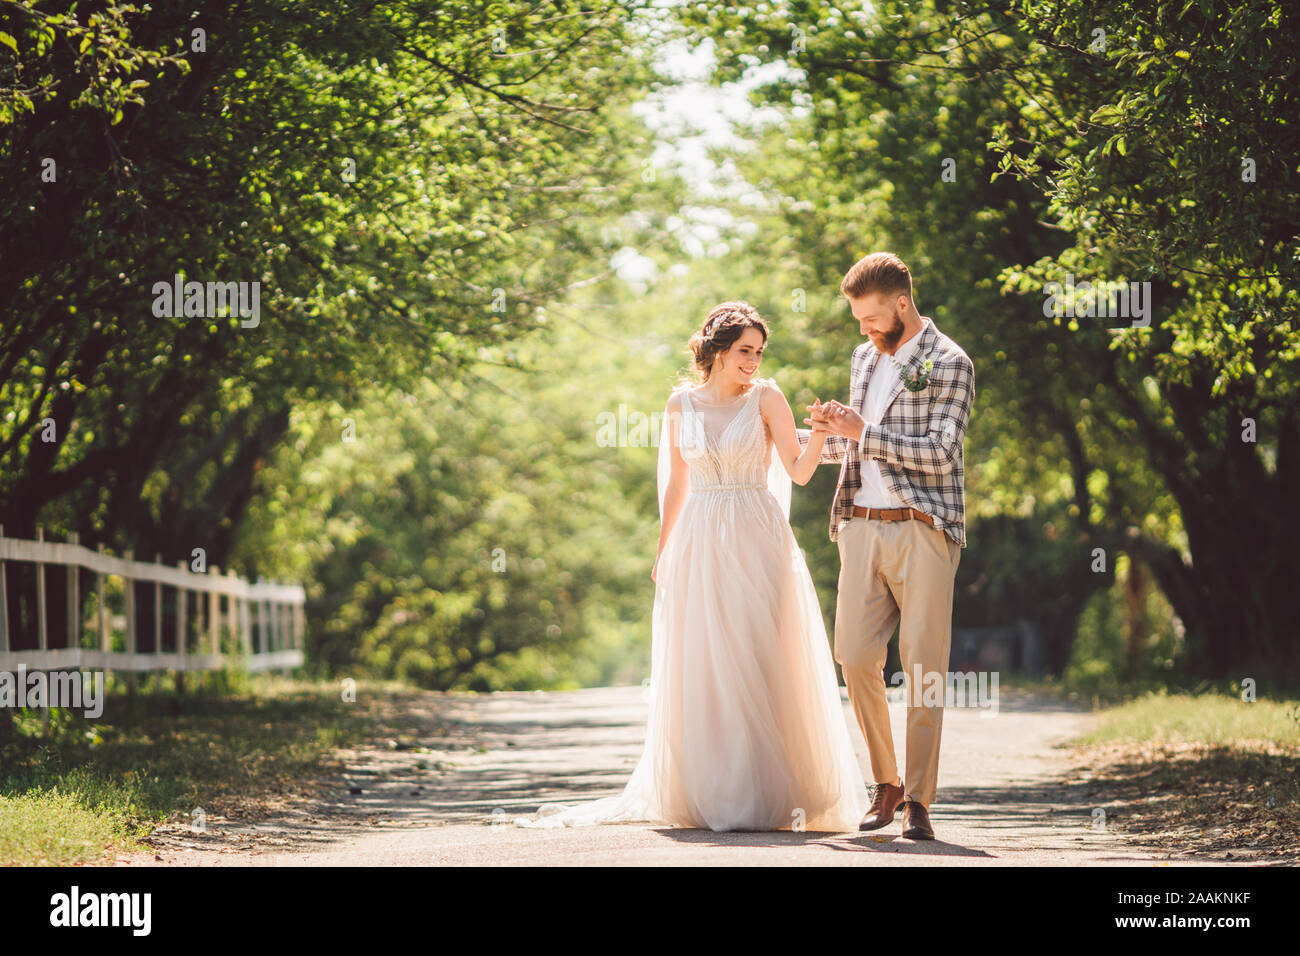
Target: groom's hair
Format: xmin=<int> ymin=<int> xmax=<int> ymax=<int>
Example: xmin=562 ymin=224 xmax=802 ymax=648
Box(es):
xmin=841 ymin=252 xmax=914 ymax=304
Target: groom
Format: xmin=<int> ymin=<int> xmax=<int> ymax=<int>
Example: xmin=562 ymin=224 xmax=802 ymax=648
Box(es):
xmin=799 ymin=252 xmax=974 ymax=840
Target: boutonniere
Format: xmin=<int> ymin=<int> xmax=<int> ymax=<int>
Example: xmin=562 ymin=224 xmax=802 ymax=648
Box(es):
xmin=900 ymin=358 xmax=934 ymax=392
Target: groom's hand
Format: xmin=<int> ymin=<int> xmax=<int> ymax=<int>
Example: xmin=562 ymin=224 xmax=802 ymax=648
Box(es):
xmin=804 ymin=399 xmax=863 ymax=439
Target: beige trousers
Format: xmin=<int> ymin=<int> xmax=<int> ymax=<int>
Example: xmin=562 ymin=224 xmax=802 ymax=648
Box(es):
xmin=834 ymin=514 xmax=961 ymax=808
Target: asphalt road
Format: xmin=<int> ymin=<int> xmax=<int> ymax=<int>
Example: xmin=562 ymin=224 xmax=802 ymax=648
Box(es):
xmin=123 ymin=684 xmax=1250 ymax=866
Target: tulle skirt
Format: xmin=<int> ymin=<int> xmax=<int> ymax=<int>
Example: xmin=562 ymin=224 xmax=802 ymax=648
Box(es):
xmin=516 ymin=486 xmax=867 ymax=832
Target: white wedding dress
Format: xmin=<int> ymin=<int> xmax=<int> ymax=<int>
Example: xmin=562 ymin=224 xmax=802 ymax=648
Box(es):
xmin=515 ymin=378 xmax=867 ymax=831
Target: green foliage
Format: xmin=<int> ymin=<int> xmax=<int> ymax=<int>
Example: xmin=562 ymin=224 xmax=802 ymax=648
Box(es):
xmin=4 ymin=0 xmax=1294 ymax=691
xmin=0 ymin=788 xmax=140 ymax=867
xmin=1072 ymin=690 xmax=1300 ymax=747
xmin=0 ymin=676 xmax=372 ymax=864
xmin=1 ymin=1 xmax=658 ymax=574
xmin=679 ymin=0 xmax=1300 ymax=677
xmin=238 ymin=270 xmax=685 ymax=689
xmin=0 ymin=1 xmax=188 ymax=124
xmin=1065 ymin=552 xmax=1187 ymax=695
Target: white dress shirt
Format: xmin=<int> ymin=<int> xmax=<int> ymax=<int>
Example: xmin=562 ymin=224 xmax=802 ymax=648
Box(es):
xmin=853 ymin=318 xmax=929 ymax=510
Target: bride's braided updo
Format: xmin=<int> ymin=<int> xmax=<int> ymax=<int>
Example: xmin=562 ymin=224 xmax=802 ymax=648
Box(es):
xmin=689 ymin=301 xmax=768 ymax=382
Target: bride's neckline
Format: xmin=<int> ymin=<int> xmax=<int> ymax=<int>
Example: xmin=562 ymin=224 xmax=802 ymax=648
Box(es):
xmin=688 ymin=382 xmax=758 ymax=406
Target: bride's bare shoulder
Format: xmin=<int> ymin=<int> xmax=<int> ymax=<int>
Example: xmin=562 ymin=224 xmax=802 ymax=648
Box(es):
xmin=755 ymin=378 xmax=787 ymax=419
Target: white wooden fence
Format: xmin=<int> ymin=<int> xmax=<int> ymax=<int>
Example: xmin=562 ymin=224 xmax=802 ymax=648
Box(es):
xmin=0 ymin=526 xmax=304 ymax=674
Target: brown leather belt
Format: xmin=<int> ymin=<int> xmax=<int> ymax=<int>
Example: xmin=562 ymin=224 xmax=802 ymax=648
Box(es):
xmin=852 ymin=505 xmax=935 ymax=528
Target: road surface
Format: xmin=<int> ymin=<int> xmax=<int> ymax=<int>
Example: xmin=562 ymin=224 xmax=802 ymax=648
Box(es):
xmin=123 ymin=685 xmax=1251 ymax=866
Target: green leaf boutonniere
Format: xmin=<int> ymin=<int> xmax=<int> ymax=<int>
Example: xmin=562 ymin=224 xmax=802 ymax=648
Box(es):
xmin=900 ymin=358 xmax=934 ymax=392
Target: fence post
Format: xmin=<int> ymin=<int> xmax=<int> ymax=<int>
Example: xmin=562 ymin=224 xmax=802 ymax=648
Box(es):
xmin=175 ymin=559 xmax=187 ymax=694
xmin=238 ymin=574 xmax=252 ymax=658
xmin=228 ymin=570 xmax=238 ymax=658
xmin=271 ymin=587 xmax=281 ymax=652
xmin=35 ymin=528 xmax=48 ymax=733
xmin=0 ymin=526 xmax=7 ymax=739
xmin=254 ymin=577 xmax=265 ymax=657
xmin=208 ymin=566 xmax=220 ymax=661
xmin=153 ymin=553 xmax=162 ymax=677
xmin=124 ymin=548 xmax=137 ymax=696
xmin=273 ymin=589 xmax=288 ymax=676
xmin=96 ymin=543 xmax=108 ymax=654
xmin=65 ymin=532 xmax=82 ymax=732
xmin=35 ymin=526 xmax=47 ymax=652
xmin=67 ymin=532 xmax=81 ymax=650
xmin=0 ymin=525 xmax=8 ymax=654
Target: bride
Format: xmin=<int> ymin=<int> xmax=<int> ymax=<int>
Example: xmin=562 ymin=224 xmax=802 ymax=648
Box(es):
xmin=516 ymin=302 xmax=867 ymax=832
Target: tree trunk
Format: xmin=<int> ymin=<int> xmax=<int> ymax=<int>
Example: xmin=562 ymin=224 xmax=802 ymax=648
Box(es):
xmin=1124 ymin=559 xmax=1146 ymax=681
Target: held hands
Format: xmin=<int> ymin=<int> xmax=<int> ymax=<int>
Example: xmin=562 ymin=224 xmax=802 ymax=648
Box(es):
xmin=804 ymin=399 xmax=864 ymax=440
xmin=800 ymin=400 xmax=831 ymax=442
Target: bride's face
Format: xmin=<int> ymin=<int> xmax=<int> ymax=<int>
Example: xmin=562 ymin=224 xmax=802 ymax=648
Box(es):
xmin=713 ymin=326 xmax=765 ymax=385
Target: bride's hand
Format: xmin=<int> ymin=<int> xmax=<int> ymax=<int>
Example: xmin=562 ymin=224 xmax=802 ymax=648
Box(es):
xmin=815 ymin=399 xmax=865 ymax=439
xmin=803 ymin=400 xmax=832 ymax=438
xmin=806 ymin=399 xmax=828 ymax=421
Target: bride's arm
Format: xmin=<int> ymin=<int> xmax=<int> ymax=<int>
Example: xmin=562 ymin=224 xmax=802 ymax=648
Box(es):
xmin=798 ymin=426 xmax=848 ymax=464
xmin=653 ymin=393 xmax=689 ymax=581
xmin=760 ymin=382 xmax=826 ymax=486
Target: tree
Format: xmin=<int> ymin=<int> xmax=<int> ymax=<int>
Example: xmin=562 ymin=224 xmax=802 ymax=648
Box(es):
xmin=0 ymin=0 xmax=656 ymax=583
xmin=679 ymin=0 xmax=1300 ymax=678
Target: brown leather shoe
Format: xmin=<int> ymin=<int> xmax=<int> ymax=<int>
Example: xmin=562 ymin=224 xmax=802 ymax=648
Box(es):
xmin=858 ymin=780 xmax=905 ymax=831
xmin=901 ymin=798 xmax=935 ymax=840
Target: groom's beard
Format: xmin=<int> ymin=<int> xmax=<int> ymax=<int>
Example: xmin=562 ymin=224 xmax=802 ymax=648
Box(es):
xmin=873 ymin=308 xmax=905 ymax=353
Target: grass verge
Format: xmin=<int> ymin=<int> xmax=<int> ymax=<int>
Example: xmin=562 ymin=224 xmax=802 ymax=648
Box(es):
xmin=1067 ymin=691 xmax=1300 ymax=862
xmin=0 ymin=674 xmax=378 ymax=866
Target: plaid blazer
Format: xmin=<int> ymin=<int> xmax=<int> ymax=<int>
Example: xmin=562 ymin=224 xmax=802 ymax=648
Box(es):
xmin=798 ymin=319 xmax=974 ymax=548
